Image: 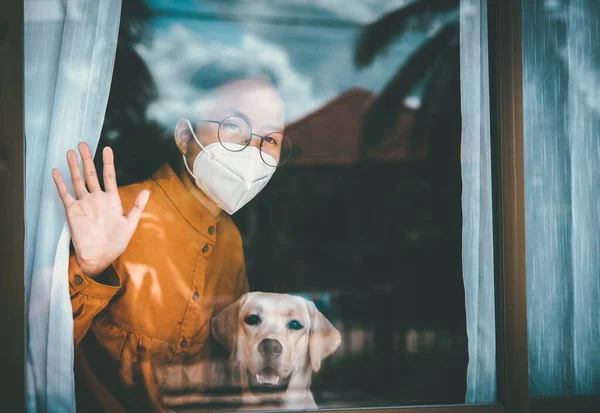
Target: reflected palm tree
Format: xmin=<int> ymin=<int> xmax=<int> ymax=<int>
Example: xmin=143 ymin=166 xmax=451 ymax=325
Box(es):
xmin=354 ymin=0 xmax=460 ymax=159
xmin=354 ymin=0 xmax=462 ymax=242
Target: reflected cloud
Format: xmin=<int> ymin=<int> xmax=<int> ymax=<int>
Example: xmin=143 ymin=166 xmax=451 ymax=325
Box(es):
xmin=135 ymin=23 xmax=323 ymax=126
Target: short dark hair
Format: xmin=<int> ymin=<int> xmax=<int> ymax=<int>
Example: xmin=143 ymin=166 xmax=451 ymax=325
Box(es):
xmin=190 ymin=62 xmax=278 ymax=91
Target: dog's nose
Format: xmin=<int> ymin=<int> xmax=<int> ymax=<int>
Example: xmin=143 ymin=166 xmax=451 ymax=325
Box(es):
xmin=258 ymin=338 xmax=283 ymax=359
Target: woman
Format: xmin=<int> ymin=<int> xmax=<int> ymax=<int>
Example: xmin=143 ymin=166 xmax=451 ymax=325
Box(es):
xmin=52 ymin=78 xmax=288 ymax=412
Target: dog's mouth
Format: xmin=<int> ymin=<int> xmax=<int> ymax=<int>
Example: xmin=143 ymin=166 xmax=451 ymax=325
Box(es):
xmin=247 ymin=366 xmax=291 ymax=393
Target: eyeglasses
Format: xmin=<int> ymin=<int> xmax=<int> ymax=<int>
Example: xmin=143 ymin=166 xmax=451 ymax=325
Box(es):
xmin=195 ymin=116 xmax=292 ymax=167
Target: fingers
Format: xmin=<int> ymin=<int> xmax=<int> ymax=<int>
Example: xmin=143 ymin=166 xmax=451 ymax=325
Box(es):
xmin=67 ymin=150 xmax=88 ymax=198
xmin=64 ymin=144 xmax=114 ymax=198
xmin=51 ymin=168 xmax=76 ymax=208
xmin=102 ymin=146 xmax=118 ymax=192
xmin=126 ymin=190 xmax=150 ymax=230
xmin=78 ymin=142 xmax=101 ymax=192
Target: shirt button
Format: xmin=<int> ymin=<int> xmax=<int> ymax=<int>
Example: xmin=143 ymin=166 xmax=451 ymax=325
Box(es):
xmin=74 ymin=275 xmax=83 ymax=285
xmin=193 ymin=292 xmax=200 ymax=301
xmin=181 ymin=339 xmax=188 ymax=348
xmin=202 ymin=244 xmax=209 ymax=253
xmin=208 ymin=226 xmax=216 ymax=235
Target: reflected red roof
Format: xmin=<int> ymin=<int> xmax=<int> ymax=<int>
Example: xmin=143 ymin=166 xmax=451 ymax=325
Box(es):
xmin=284 ymin=87 xmax=427 ymax=166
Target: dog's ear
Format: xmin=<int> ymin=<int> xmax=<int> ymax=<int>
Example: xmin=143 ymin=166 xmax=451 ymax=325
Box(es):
xmin=211 ymin=294 xmax=248 ymax=359
xmin=307 ymin=301 xmax=341 ymax=373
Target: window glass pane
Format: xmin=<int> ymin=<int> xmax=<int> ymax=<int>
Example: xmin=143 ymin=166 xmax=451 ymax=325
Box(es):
xmin=523 ymin=0 xmax=600 ymax=397
xmin=24 ymin=0 xmax=498 ymax=410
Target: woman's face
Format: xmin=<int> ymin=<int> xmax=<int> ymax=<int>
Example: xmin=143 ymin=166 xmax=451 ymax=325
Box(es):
xmin=178 ymin=79 xmax=285 ymax=167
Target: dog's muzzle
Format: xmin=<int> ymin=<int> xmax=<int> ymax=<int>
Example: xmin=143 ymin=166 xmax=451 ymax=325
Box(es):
xmin=247 ymin=338 xmax=291 ymax=393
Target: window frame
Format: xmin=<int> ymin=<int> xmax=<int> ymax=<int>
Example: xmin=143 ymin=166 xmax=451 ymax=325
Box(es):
xmin=0 ymin=0 xmax=25 ymax=411
xmin=487 ymin=0 xmax=528 ymax=411
xmin=490 ymin=1 xmax=600 ymax=412
xmin=2 ymin=0 xmax=599 ymax=412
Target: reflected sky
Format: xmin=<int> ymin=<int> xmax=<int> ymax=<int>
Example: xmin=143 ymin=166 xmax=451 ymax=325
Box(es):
xmin=139 ymin=0 xmax=439 ymax=126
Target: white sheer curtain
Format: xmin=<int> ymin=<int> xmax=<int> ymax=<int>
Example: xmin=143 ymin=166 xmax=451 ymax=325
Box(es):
xmin=459 ymin=0 xmax=496 ymax=404
xmin=24 ymin=1 xmax=121 ymax=411
xmin=523 ymin=0 xmax=600 ymax=396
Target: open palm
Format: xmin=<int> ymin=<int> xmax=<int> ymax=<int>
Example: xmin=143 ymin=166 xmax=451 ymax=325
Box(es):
xmin=52 ymin=143 xmax=149 ymax=277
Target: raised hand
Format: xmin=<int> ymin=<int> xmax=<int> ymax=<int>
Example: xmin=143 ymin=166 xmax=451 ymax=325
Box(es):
xmin=52 ymin=143 xmax=149 ymax=277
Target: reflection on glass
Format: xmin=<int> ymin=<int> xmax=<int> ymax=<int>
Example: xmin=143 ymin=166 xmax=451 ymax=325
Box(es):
xmin=69 ymin=0 xmax=494 ymax=411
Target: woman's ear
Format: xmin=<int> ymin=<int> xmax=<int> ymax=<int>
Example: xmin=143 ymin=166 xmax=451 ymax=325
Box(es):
xmin=174 ymin=118 xmax=193 ymax=155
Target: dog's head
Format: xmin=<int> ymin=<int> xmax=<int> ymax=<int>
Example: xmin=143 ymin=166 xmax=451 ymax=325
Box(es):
xmin=210 ymin=292 xmax=341 ymax=395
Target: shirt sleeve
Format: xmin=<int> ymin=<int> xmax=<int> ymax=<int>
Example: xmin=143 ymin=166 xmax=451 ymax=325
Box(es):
xmin=69 ymin=253 xmax=123 ymax=346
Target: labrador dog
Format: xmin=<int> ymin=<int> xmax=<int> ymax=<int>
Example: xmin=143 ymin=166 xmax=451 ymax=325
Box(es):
xmin=210 ymin=292 xmax=341 ymax=410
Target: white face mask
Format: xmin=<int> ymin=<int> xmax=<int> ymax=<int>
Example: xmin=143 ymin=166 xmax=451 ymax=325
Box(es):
xmin=181 ymin=119 xmax=276 ymax=215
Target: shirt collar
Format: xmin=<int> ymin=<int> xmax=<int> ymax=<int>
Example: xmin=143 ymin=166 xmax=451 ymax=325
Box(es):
xmin=152 ymin=163 xmax=219 ymax=242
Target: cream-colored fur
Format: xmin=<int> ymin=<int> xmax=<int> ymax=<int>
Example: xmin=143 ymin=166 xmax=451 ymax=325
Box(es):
xmin=211 ymin=292 xmax=341 ymax=410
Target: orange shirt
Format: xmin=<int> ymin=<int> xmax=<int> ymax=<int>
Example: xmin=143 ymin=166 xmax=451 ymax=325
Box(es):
xmin=68 ymin=164 xmax=249 ymax=412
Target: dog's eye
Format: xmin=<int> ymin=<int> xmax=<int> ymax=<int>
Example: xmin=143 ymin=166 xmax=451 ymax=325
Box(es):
xmin=287 ymin=320 xmax=304 ymax=330
xmin=244 ymin=314 xmax=261 ymax=326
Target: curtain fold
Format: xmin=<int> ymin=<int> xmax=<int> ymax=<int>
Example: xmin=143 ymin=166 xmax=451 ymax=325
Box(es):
xmin=523 ymin=0 xmax=600 ymax=396
xmin=24 ymin=1 xmax=122 ymax=411
xmin=459 ymin=0 xmax=496 ymax=404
